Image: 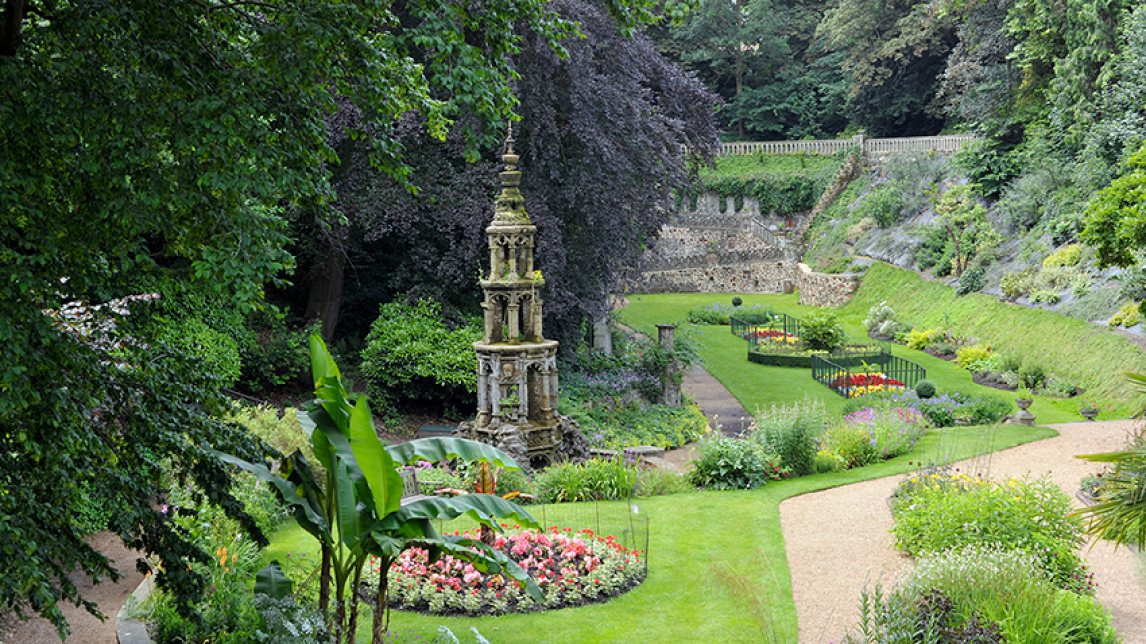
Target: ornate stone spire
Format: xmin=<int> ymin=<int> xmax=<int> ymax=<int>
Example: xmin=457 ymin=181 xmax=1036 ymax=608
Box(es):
xmin=492 ymin=121 xmax=530 ymax=226
xmin=453 ymin=118 xmax=589 ymax=470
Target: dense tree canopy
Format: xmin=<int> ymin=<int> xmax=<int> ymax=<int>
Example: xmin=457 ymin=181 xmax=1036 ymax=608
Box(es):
xmin=287 ymin=0 xmax=720 ymax=353
xmin=0 ymin=0 xmax=669 ymax=634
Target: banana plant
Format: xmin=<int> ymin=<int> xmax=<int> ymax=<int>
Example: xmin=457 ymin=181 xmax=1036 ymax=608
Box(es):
xmin=212 ymin=336 xmax=542 ymax=644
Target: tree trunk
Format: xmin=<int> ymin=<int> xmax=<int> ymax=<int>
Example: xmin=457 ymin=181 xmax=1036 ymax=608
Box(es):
xmin=306 ymin=250 xmax=346 ymax=343
xmin=321 ymin=545 xmax=332 ymax=633
xmin=371 ymin=558 xmax=391 ymax=644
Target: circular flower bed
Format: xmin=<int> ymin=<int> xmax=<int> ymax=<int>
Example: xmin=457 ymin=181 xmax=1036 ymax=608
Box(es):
xmin=368 ymin=527 xmax=645 ymax=616
xmin=825 ymin=371 xmax=906 ymax=397
xmin=746 ymin=327 xmax=799 ymax=344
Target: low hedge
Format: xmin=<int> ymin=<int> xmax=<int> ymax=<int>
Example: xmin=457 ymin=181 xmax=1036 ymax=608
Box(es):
xmin=748 ymin=346 xmax=884 ymax=369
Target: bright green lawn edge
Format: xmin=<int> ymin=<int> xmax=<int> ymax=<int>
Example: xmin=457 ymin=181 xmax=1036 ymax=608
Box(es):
xmin=262 ymin=424 xmax=1054 ymax=643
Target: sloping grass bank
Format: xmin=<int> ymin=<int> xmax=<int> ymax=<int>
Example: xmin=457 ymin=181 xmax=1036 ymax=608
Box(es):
xmin=839 ymin=263 xmax=1146 ymax=411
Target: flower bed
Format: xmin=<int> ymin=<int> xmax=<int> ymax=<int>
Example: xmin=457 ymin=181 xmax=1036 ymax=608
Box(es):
xmin=824 ymin=370 xmax=906 ymax=397
xmin=744 ymin=327 xmax=799 ymax=344
xmin=370 ymin=526 xmax=646 ymax=616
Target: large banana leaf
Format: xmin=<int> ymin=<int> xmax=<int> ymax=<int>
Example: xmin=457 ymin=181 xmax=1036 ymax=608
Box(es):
xmin=207 ymin=449 xmax=329 ymax=536
xmin=254 ymin=561 xmax=294 ymax=600
xmin=379 ymin=494 xmax=540 ymax=533
xmin=386 ymin=438 xmax=525 ymax=471
xmin=347 ymin=397 xmax=403 ymax=517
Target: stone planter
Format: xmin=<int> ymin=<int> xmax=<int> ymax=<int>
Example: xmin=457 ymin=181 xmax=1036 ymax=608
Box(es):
xmin=1015 ymin=398 xmax=1033 ymax=410
xmin=1080 ymin=408 xmax=1099 ymax=421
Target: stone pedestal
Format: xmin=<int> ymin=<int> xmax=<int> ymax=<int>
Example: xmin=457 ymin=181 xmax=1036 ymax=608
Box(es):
xmin=656 ymin=324 xmax=681 ymax=408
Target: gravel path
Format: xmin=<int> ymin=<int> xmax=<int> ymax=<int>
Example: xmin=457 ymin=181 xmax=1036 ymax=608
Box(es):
xmin=1 ymin=532 xmax=146 ymax=644
xmin=781 ymin=420 xmax=1146 ymax=644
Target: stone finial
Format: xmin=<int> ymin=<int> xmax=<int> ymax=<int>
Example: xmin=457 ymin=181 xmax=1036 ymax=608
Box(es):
xmin=503 ymin=120 xmax=519 ymax=170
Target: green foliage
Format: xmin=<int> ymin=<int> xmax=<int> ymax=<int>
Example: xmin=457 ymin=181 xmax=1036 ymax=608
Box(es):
xmin=800 ymin=309 xmax=848 ymax=352
xmin=1043 ymin=243 xmax=1084 ymax=269
xmin=1075 ymin=423 xmax=1146 ymax=549
xmin=891 ymin=473 xmax=1091 ymax=593
xmin=1018 ymin=361 xmax=1046 ymax=388
xmin=853 ymin=182 xmax=905 ymax=228
xmin=691 ymin=171 xmax=834 ymax=216
xmin=1084 ymin=142 xmax=1146 ymax=267
xmin=954 ymin=140 xmax=1021 ymax=199
xmin=750 ymin=400 xmax=827 ymax=477
xmin=914 ymin=380 xmax=936 ymax=399
xmin=563 ymin=400 xmax=709 ymax=450
xmin=731 ymin=296 xmax=743 ymax=307
xmin=932 ymin=184 xmax=1000 ymax=277
xmin=1108 ymin=301 xmax=1143 ymax=327
xmin=954 ymin=267 xmax=985 ymax=296
xmin=238 ymin=311 xmax=315 ymax=394
xmin=904 ymin=327 xmax=943 ymax=351
xmin=226 ymin=404 xmax=316 ymax=472
xmin=687 ymin=435 xmax=789 ymax=490
xmin=913 ymin=224 xmax=955 ymax=276
xmin=857 ymin=546 xmax=1117 ymax=644
xmin=954 ymin=343 xmax=995 ymax=370
xmin=361 ymin=299 xmax=481 ymax=411
xmin=862 ymin=301 xmax=906 ymax=338
xmin=1000 ymin=269 xmax=1034 ymax=300
xmin=157 ymin=317 xmax=242 ymax=387
xmin=532 ymin=456 xmax=642 ymax=503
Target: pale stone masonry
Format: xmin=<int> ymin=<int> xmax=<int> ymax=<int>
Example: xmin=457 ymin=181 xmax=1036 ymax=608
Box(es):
xmin=455 ymin=128 xmax=589 ymax=469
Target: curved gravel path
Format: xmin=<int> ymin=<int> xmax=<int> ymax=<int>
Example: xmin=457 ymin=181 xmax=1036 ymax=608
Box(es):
xmin=781 ymin=420 xmax=1146 ymax=644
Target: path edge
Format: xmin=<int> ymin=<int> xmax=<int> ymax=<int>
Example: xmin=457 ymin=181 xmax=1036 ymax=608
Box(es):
xmin=115 ymin=576 xmax=153 ymax=644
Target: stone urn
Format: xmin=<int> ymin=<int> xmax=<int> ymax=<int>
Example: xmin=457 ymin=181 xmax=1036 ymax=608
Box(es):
xmin=1080 ymin=407 xmax=1099 ymax=421
xmin=1015 ymin=398 xmax=1033 ymax=410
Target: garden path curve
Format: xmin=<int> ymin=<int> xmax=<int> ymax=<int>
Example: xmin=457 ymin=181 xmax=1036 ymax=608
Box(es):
xmin=781 ymin=419 xmax=1146 ymax=644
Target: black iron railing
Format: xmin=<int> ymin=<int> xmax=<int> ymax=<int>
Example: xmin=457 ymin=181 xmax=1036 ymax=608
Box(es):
xmin=812 ymin=350 xmax=925 ymax=398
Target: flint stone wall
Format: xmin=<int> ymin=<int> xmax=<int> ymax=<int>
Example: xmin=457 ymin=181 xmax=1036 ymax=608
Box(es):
xmin=795 ymin=262 xmax=860 ymax=307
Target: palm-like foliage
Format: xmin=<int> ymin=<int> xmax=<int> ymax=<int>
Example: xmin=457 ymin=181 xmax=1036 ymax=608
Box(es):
xmin=213 ymin=336 xmax=541 ymax=643
xmin=1073 ymin=372 xmax=1146 ymax=549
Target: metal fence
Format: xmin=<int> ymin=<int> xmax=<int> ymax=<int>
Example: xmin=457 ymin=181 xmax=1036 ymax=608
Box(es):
xmin=731 ymin=311 xmax=802 ymax=344
xmin=812 ymin=350 xmax=926 ymax=398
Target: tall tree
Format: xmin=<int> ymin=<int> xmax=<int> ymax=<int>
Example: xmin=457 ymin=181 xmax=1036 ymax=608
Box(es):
xmin=297 ymin=0 xmax=721 ymax=353
xmin=816 ymin=0 xmax=957 ymax=135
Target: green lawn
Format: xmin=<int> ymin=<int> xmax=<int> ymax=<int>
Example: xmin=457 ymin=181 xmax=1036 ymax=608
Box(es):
xmin=618 ymin=292 xmax=1079 ymax=423
xmin=263 ymin=423 xmax=1055 ymax=643
xmin=258 ymin=288 xmax=1114 ymax=641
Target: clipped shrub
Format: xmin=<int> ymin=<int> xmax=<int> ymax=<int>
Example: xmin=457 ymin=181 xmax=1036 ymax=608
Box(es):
xmin=1029 ymin=288 xmax=1062 ymax=304
xmin=914 ymin=379 xmax=936 ymax=399
xmin=800 ymin=309 xmax=848 ymax=352
xmin=1042 ymin=243 xmax=1084 ymax=269
xmin=688 ymin=436 xmax=788 ymax=490
xmin=999 ymin=269 xmax=1034 ymax=300
xmin=1108 ymin=301 xmax=1143 ymax=328
xmin=361 ymin=299 xmax=481 ymax=411
xmin=862 ymin=300 xmax=905 ymax=338
xmin=731 ymin=296 xmax=743 ymax=307
xmin=954 ymin=343 xmax=996 ymax=370
xmin=955 ymin=267 xmax=985 ymax=296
